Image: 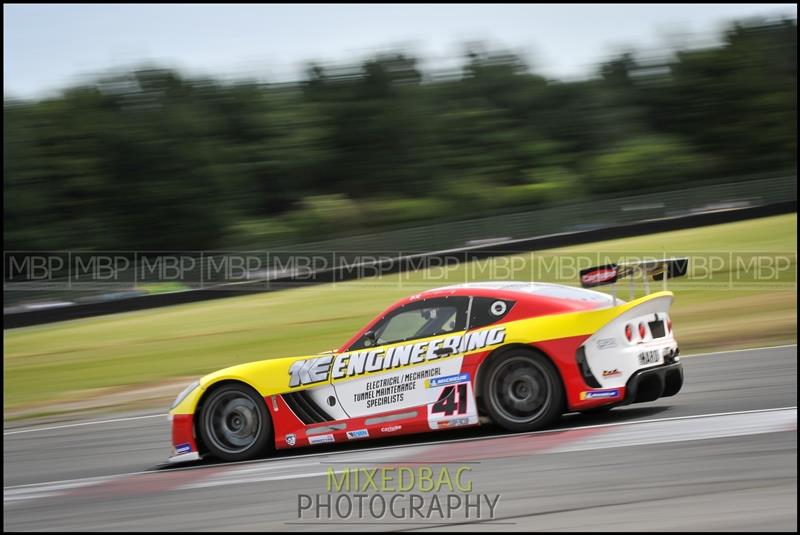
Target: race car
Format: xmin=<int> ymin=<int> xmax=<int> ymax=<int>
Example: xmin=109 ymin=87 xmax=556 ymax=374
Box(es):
xmin=168 ymin=258 xmax=688 ymax=463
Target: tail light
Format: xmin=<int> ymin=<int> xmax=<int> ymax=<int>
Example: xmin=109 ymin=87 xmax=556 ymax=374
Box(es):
xmin=625 ymin=324 xmax=633 ymax=342
xmin=667 ymin=318 xmax=673 ymax=333
xmin=638 ymin=322 xmax=646 ymax=339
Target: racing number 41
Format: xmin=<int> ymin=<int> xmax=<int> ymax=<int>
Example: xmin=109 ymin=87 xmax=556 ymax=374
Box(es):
xmin=431 ymin=383 xmax=468 ymax=416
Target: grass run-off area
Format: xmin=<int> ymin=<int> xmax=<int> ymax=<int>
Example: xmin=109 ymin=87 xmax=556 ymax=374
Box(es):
xmin=4 ymin=213 xmax=796 ymax=413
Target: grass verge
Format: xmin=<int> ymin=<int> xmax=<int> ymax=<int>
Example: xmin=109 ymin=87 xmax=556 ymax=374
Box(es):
xmin=4 ymin=213 xmax=796 ymax=417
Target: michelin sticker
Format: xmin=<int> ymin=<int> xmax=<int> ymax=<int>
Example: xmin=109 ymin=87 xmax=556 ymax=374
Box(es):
xmin=425 ymin=372 xmax=470 ymax=388
xmin=175 ymin=443 xmax=192 ymax=454
xmin=580 ymin=389 xmax=621 ymax=400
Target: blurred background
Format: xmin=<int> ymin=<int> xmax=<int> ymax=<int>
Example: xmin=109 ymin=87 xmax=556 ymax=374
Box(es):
xmin=4 ymin=4 xmax=796 ymax=254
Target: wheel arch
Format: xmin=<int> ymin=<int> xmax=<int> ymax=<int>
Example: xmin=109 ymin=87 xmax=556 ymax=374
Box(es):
xmin=474 ymin=343 xmax=567 ymax=418
xmin=193 ymin=378 xmax=272 ymax=456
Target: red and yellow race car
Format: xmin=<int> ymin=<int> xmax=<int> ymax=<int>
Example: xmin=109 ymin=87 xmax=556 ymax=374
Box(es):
xmin=168 ymin=258 xmax=688 ymax=463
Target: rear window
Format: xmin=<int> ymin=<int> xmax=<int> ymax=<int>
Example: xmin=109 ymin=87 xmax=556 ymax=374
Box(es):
xmin=469 ymin=297 xmax=515 ymax=329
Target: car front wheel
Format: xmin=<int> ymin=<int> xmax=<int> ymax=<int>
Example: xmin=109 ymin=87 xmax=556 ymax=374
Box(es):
xmin=198 ymin=383 xmax=272 ymax=462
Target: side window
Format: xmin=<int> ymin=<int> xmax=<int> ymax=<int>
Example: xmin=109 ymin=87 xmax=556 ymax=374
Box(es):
xmin=350 ymin=297 xmax=469 ymax=350
xmin=469 ymin=297 xmax=516 ymax=329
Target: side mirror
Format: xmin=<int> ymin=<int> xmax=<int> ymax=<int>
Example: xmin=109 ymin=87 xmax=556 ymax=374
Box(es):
xmin=363 ymin=330 xmax=377 ymax=347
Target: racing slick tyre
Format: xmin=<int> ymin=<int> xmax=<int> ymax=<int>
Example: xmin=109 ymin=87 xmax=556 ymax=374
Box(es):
xmin=480 ymin=349 xmax=564 ymax=432
xmin=198 ymin=383 xmax=272 ymax=462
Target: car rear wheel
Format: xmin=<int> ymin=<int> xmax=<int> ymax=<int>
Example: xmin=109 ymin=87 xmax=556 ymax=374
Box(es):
xmin=199 ymin=383 xmax=272 ymax=462
xmin=480 ymin=350 xmax=564 ymax=432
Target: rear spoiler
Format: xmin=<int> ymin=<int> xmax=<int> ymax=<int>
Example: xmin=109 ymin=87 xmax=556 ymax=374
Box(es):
xmin=580 ymin=258 xmax=688 ymax=303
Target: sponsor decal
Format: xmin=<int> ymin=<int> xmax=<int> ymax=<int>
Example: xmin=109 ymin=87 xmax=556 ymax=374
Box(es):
xmin=380 ymin=425 xmax=402 ymax=433
xmin=427 ymin=379 xmax=477 ymax=429
xmin=286 ymin=433 xmax=296 ymax=447
xmin=490 ymin=300 xmax=507 ymax=316
xmin=425 ymin=372 xmax=470 ymax=388
xmin=431 ymin=384 xmax=468 ymax=416
xmin=346 ymin=429 xmax=369 ymax=440
xmin=288 ymin=326 xmax=506 ymax=387
xmin=638 ymin=350 xmax=661 ymax=365
xmin=580 ymin=266 xmax=617 ymax=287
xmin=597 ymin=338 xmax=617 ymax=350
xmin=602 ymin=369 xmax=622 ymax=378
xmin=308 ymin=433 xmax=335 ymax=445
xmin=580 ymin=389 xmax=621 ymax=400
xmin=438 ymin=417 xmax=471 ymax=428
xmin=351 ymin=367 xmax=443 ymax=410
xmin=175 ymin=443 xmax=192 ymax=454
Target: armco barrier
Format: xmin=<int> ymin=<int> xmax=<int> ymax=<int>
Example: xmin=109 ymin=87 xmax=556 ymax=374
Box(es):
xmin=4 ymin=200 xmax=795 ymax=329
xmin=6 ymin=174 xmax=795 ymax=309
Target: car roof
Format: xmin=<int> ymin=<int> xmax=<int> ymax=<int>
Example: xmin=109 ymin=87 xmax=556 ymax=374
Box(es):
xmin=419 ymin=281 xmax=618 ymax=305
xmin=336 ymin=281 xmax=618 ymax=352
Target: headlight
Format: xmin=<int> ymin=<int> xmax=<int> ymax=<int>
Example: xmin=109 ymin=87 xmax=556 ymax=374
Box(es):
xmin=171 ymin=380 xmax=200 ymax=410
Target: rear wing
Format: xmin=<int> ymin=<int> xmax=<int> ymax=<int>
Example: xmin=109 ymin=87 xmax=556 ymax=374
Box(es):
xmin=580 ymin=258 xmax=688 ymax=304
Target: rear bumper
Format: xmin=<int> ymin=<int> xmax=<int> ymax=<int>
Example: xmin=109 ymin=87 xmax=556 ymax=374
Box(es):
xmin=622 ymin=359 xmax=684 ymax=405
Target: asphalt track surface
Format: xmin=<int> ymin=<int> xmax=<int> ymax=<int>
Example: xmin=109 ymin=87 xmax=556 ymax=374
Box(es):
xmin=4 ymin=345 xmax=797 ymax=531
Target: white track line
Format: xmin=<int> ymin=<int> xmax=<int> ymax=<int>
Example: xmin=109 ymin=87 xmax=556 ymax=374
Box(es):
xmin=4 ymin=406 xmax=796 ymax=493
xmin=149 ymin=405 xmax=800 ymax=477
xmin=3 ymin=413 xmax=166 ymax=436
xmin=5 ymin=407 xmax=795 ymax=503
xmin=183 ymin=470 xmax=335 ymax=490
xmin=548 ymin=408 xmax=797 ymax=454
xmin=3 ymin=343 xmax=795 ymax=436
xmin=184 ymin=408 xmax=798 ymax=491
xmin=683 ymin=343 xmax=796 ymax=359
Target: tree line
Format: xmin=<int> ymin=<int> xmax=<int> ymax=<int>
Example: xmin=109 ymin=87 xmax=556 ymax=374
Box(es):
xmin=4 ymin=17 xmax=796 ymax=251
